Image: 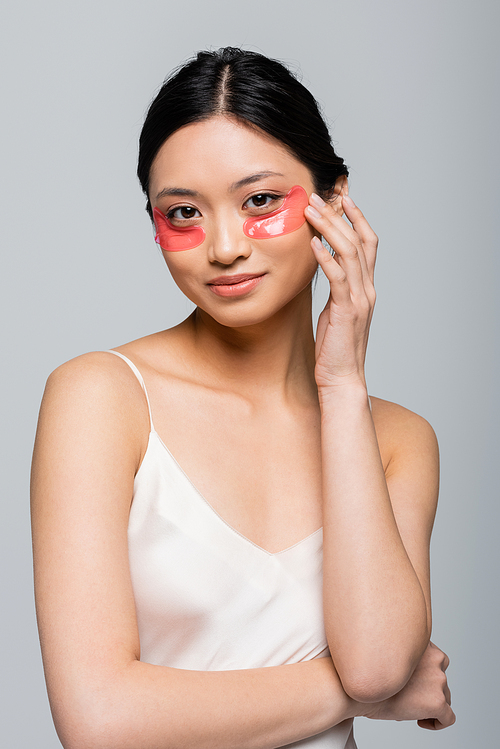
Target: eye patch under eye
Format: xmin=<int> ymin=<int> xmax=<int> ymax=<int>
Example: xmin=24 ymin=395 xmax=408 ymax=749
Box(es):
xmin=153 ymin=207 xmax=206 ymax=251
xmin=243 ymin=185 xmax=309 ymax=238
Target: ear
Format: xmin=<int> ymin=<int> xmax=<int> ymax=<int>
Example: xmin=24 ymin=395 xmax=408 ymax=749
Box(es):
xmin=328 ymin=175 xmax=349 ymax=216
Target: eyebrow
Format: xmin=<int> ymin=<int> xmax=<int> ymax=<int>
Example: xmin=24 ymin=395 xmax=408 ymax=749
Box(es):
xmin=229 ymin=171 xmax=285 ymax=191
xmin=155 ymin=187 xmax=200 ymax=200
xmin=154 ymin=172 xmax=285 ymax=202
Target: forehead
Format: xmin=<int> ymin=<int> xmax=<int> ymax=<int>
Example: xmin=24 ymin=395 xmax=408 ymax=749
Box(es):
xmin=149 ymin=116 xmax=313 ymax=197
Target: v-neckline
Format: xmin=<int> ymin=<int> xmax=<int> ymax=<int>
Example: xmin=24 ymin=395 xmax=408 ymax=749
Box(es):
xmin=144 ymin=430 xmax=323 ymax=558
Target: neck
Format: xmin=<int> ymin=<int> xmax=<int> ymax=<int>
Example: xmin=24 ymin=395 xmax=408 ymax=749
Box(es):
xmin=183 ymin=286 xmax=318 ymax=405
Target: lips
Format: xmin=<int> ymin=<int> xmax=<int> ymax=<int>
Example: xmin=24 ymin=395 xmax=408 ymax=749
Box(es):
xmin=207 ymin=273 xmax=266 ymax=298
xmin=208 ymin=273 xmax=264 ymax=286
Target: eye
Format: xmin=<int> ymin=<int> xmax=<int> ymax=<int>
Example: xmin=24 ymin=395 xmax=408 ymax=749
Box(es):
xmin=166 ymin=205 xmax=202 ymax=222
xmin=244 ymin=193 xmax=283 ymax=212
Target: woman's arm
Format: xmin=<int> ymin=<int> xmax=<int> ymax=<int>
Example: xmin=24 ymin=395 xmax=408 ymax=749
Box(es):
xmin=320 ymin=389 xmax=434 ymax=701
xmin=31 ymin=354 xmax=357 ymax=749
xmin=306 ymin=194 xmax=436 ymax=702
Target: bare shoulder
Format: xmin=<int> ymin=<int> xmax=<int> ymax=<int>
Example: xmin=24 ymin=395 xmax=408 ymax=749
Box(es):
xmin=370 ymin=398 xmax=439 ymax=511
xmin=41 ymin=323 xmax=189 ymax=440
xmin=369 ymin=395 xmax=437 ymax=440
xmin=48 ymin=349 xmax=142 ymax=390
xmin=369 ymin=396 xmax=438 ymax=473
xmin=46 ymin=349 xmax=149 ymax=421
xmin=38 ymin=350 xmax=151 ymax=473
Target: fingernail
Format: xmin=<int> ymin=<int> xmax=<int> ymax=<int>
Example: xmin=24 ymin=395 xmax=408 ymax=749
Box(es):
xmin=310 ymin=193 xmax=325 ymax=208
xmin=306 ymin=205 xmax=322 ymax=219
xmin=343 ymin=195 xmax=355 ymax=208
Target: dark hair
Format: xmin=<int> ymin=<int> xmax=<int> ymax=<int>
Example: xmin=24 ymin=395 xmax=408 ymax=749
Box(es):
xmin=138 ymin=47 xmax=349 ymax=218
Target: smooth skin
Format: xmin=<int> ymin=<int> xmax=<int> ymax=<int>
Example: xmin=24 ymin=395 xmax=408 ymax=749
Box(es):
xmin=31 ymin=116 xmax=455 ymax=749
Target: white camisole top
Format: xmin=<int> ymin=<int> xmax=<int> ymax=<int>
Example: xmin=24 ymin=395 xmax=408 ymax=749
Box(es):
xmin=108 ymin=350 xmax=356 ymax=748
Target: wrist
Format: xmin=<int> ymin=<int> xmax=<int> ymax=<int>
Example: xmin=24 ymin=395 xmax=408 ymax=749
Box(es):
xmin=318 ymin=381 xmax=370 ymax=411
xmin=313 ymin=657 xmax=365 ymax=725
xmin=355 ymin=696 xmax=389 ymax=720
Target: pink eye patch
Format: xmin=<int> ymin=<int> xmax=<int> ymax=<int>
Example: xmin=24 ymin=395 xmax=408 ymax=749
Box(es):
xmin=243 ymin=185 xmax=309 ymax=239
xmin=153 ymin=185 xmax=309 ymax=250
xmin=153 ymin=207 xmax=206 ymax=252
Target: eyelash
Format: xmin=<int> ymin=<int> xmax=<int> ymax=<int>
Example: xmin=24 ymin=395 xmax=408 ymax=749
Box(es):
xmin=165 ymin=192 xmax=284 ymax=223
xmin=244 ymin=192 xmax=283 ymax=210
xmin=166 ymin=205 xmax=201 ymax=222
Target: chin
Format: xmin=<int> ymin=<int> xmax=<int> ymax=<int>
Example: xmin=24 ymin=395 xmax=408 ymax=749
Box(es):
xmin=200 ymin=305 xmax=281 ymax=330
xmin=198 ymin=289 xmax=314 ymax=332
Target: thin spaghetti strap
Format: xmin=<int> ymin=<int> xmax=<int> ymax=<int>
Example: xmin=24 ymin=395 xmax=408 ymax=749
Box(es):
xmin=105 ymin=350 xmax=155 ymax=432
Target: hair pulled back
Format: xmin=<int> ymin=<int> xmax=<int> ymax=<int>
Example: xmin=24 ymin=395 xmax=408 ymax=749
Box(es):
xmin=138 ymin=47 xmax=349 ymax=218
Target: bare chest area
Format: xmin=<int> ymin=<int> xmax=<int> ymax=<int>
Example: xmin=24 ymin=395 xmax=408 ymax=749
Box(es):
xmin=148 ymin=380 xmax=323 ymax=554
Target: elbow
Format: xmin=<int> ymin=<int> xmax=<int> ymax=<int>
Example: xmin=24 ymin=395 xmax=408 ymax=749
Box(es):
xmin=341 ymin=669 xmax=411 ymax=703
xmin=338 ymin=647 xmax=426 ymax=703
xmin=51 ymin=692 xmax=134 ymax=749
xmin=54 ymin=714 xmax=116 ymax=749
xmin=333 ymin=621 xmax=430 ymax=703
xmin=56 ymin=719 xmax=135 ymax=749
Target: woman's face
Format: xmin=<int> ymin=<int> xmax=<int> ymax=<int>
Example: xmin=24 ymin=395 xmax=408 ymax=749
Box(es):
xmin=148 ymin=116 xmax=319 ymax=328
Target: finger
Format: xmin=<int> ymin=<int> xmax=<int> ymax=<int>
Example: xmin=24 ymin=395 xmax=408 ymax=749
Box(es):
xmin=325 ymin=211 xmax=372 ymax=286
xmin=342 ymin=195 xmax=378 ymax=281
xmin=444 ymin=683 xmax=452 ymax=705
xmin=306 ymin=194 xmax=375 ymax=299
xmin=418 ymin=708 xmax=456 ymax=731
xmin=306 ymin=205 xmax=366 ymax=298
xmin=308 ymin=195 xmax=374 ymax=286
xmin=417 ymin=718 xmax=438 ymax=730
xmin=434 ymin=702 xmax=456 ymax=730
xmin=442 ymin=652 xmax=450 ymax=671
xmin=311 ymin=236 xmax=352 ymax=306
xmin=310 ymin=192 xmax=363 ymax=248
xmin=434 ymin=705 xmax=457 ymax=729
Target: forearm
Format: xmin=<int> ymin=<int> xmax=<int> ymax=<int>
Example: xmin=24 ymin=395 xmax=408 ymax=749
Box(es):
xmin=320 ymin=385 xmax=429 ymax=700
xmin=54 ymin=657 xmax=358 ymax=749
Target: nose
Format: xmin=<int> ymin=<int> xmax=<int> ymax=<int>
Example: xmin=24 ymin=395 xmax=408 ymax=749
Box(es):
xmin=207 ymin=215 xmax=252 ymax=265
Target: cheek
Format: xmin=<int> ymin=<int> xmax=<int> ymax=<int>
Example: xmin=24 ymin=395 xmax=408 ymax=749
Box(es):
xmin=153 ymin=208 xmax=205 ymax=251
xmin=162 ymin=256 xmax=202 ymax=306
xmin=263 ymin=223 xmax=318 ymax=282
xmin=243 ymin=185 xmax=309 ymax=239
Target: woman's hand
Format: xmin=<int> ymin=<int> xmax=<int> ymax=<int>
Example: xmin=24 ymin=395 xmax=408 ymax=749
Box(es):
xmin=363 ymin=642 xmax=456 ymax=730
xmin=305 ymin=193 xmax=378 ymax=391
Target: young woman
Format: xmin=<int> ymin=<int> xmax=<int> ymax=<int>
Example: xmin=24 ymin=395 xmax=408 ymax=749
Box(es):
xmin=31 ymin=48 xmax=455 ymax=748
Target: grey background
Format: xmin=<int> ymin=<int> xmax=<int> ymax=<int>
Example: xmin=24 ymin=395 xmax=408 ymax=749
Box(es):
xmin=1 ymin=0 xmax=498 ymax=746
